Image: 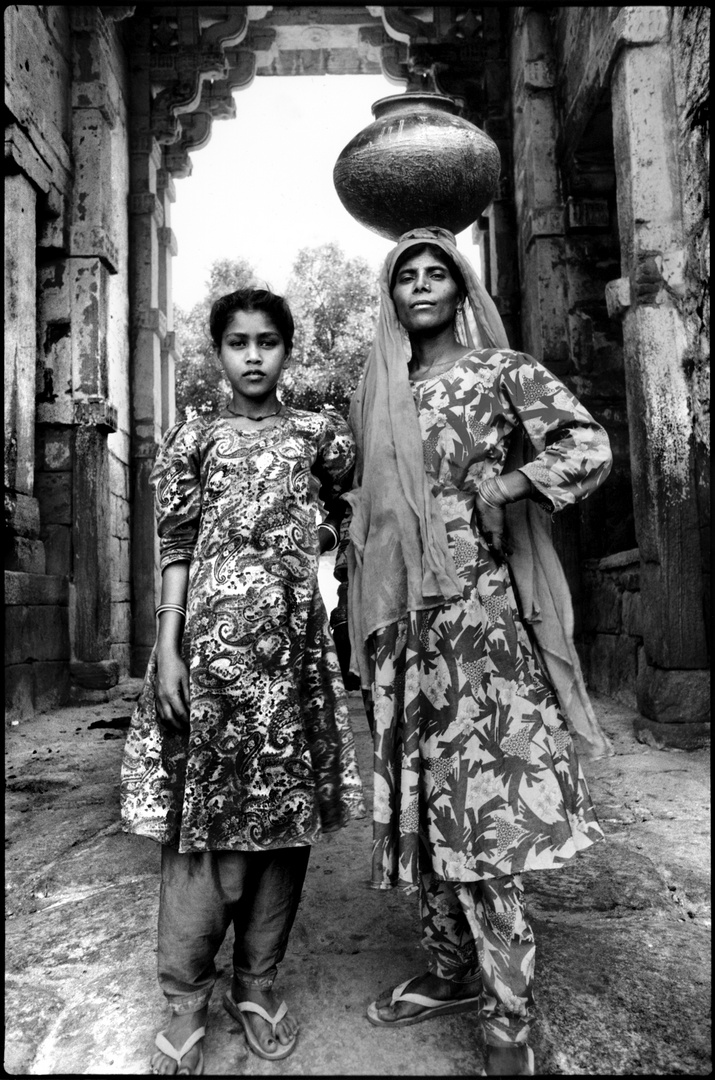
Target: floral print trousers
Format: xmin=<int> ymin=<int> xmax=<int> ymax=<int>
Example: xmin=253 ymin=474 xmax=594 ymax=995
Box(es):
xmin=420 ymin=870 xmax=535 ymax=1047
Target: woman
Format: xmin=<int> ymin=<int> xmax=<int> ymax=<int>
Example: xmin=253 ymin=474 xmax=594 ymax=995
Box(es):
xmin=342 ymin=227 xmax=613 ymax=1076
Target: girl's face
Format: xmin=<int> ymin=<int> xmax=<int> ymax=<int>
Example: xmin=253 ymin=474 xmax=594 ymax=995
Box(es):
xmin=218 ymin=309 xmax=288 ymax=403
xmin=391 ymin=250 xmax=461 ymax=335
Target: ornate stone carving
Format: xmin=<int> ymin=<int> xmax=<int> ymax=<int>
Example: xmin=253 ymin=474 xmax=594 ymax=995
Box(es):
xmin=148 ymin=7 xmax=250 ymax=144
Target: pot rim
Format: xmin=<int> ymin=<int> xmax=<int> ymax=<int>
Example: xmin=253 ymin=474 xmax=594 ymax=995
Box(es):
xmin=371 ymin=92 xmax=459 ymax=120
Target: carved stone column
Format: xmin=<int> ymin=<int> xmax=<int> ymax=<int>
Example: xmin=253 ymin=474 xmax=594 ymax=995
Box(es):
xmin=64 ymin=7 xmax=122 ymax=693
xmin=609 ymin=7 xmax=709 ymax=740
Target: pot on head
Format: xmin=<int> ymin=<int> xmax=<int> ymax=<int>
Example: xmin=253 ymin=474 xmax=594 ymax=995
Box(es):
xmin=333 ymin=93 xmax=501 ymax=242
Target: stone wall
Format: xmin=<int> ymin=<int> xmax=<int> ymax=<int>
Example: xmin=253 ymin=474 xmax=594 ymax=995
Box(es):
xmin=669 ymin=6 xmax=710 ymax=651
xmin=5 ymin=6 xmax=133 ymax=715
xmin=509 ymin=6 xmax=710 ymax=741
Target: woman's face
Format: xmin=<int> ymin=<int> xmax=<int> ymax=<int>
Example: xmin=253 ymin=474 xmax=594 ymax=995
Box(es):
xmin=391 ymin=249 xmax=461 ymax=335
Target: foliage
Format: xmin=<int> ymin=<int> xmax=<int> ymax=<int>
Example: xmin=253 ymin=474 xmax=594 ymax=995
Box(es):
xmin=283 ymin=243 xmax=380 ymax=417
xmin=173 ymin=246 xmax=380 ymax=421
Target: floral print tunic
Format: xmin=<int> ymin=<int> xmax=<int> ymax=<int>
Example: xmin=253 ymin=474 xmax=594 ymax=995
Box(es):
xmin=121 ymin=407 xmax=365 ymax=853
xmin=365 ymin=348 xmax=612 ymax=889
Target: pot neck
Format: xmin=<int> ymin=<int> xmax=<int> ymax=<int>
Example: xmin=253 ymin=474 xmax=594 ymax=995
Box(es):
xmin=371 ymin=92 xmax=459 ymax=121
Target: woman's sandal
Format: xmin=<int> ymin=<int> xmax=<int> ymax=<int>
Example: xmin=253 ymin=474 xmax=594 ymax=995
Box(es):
xmin=366 ymin=977 xmax=482 ymax=1028
xmin=223 ymin=990 xmax=298 ymax=1061
xmin=481 ymin=1044 xmax=535 ymax=1076
xmin=152 ymin=1026 xmax=205 ymax=1076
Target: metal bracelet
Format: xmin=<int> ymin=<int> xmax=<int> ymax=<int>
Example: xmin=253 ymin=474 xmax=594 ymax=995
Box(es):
xmin=318 ymin=522 xmax=339 ymax=551
xmin=155 ymin=604 xmax=187 ymax=618
xmin=476 ymin=479 xmax=504 ymax=509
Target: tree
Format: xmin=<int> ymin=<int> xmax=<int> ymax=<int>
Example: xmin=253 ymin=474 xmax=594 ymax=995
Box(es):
xmin=174 ymin=257 xmax=257 ymax=417
xmin=282 ymin=243 xmax=380 ymax=415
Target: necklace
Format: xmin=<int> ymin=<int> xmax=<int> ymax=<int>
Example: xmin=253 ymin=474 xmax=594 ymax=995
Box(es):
xmin=225 ymin=402 xmax=282 ymax=421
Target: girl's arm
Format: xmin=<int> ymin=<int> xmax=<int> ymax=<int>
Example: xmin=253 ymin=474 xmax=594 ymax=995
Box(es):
xmin=150 ymin=419 xmax=202 ymax=733
xmin=154 ymin=560 xmax=190 ymax=732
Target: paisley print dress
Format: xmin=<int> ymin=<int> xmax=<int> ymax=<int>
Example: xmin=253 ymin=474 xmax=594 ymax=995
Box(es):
xmin=366 ymin=349 xmax=612 ymax=889
xmin=121 ymin=407 xmax=365 ymax=853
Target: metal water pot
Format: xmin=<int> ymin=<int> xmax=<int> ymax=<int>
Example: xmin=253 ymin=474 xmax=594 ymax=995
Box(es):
xmin=333 ymin=93 xmax=501 ymax=241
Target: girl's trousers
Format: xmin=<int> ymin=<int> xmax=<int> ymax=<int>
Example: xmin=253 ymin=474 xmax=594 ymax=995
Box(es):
xmin=157 ymin=844 xmax=310 ymax=1015
xmin=420 ymin=869 xmax=536 ymax=1046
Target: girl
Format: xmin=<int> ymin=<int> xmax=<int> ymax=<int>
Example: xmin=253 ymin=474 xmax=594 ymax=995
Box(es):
xmin=342 ymin=227 xmax=613 ymax=1076
xmin=121 ymin=287 xmax=365 ymax=1075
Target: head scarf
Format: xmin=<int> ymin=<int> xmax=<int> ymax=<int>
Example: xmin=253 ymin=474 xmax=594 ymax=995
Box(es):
xmin=344 ymin=226 xmax=613 ymax=759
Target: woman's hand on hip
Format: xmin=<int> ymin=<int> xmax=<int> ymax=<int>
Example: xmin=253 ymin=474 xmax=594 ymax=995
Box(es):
xmin=474 ymin=492 xmax=510 ymax=558
xmin=155 ymin=647 xmax=190 ymax=732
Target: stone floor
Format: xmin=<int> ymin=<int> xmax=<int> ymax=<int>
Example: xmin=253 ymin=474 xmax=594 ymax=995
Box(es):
xmin=4 ymin=684 xmax=711 ymax=1076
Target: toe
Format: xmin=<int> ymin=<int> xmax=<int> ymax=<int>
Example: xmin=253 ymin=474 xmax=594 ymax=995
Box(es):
xmin=150 ymin=1050 xmax=178 ymax=1075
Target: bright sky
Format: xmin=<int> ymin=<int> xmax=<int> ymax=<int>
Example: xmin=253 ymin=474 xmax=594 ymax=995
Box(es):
xmin=170 ymin=74 xmax=480 ymax=310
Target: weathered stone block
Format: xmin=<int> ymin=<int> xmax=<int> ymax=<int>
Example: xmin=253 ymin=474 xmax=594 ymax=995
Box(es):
xmin=7 ymin=492 xmax=40 ymax=538
xmin=621 ymin=590 xmax=642 ymax=639
xmin=42 ymin=524 xmax=72 ymax=577
xmin=5 ymin=538 xmax=46 ymax=575
xmin=633 ymin=714 xmax=710 ymax=751
xmin=111 ymin=579 xmax=131 ymax=603
xmin=5 ymin=605 xmax=69 ymax=665
xmin=30 ymin=661 xmax=71 ymax=714
xmin=4 ymin=664 xmax=35 ymax=721
xmin=108 ymin=451 xmax=130 ymax=499
xmin=36 ymin=427 xmax=73 ymax=471
xmin=582 ymin=572 xmax=621 ymax=634
xmin=636 ymin=664 xmax=710 ymax=725
xmin=4 ymin=571 xmax=68 ymax=607
xmin=110 ymin=643 xmax=132 ymax=673
xmin=69 ymin=659 xmax=120 ymax=690
xmin=117 ymin=537 xmax=131 ymax=581
xmin=111 ymin=601 xmax=132 ymax=643
xmin=110 ymin=493 xmax=130 ymax=540
xmin=583 ymin=633 xmax=638 ymax=698
xmin=34 ymin=471 xmax=72 ymax=525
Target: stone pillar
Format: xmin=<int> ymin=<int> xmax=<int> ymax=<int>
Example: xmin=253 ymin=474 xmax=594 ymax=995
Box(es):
xmin=511 ymin=9 xmax=570 ymax=377
xmin=609 ymin=7 xmax=709 ymax=740
xmin=157 ymin=168 xmax=179 ymax=433
xmin=509 ymin=9 xmax=586 ymax=609
xmin=480 ymin=11 xmax=521 ymax=349
xmin=4 ymin=174 xmax=44 ymax=576
xmin=65 ymin=8 xmax=121 ymax=694
xmin=128 ymin=129 xmax=165 ymax=676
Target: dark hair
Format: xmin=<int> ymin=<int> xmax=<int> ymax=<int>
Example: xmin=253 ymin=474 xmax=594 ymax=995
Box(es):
xmin=390 ymin=242 xmax=467 ymax=300
xmin=209 ymin=287 xmax=294 ymax=352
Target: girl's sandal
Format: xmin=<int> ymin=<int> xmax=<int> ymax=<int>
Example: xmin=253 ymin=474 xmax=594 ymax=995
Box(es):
xmin=223 ymin=990 xmax=298 ymax=1061
xmin=152 ymin=1026 xmax=205 ymax=1075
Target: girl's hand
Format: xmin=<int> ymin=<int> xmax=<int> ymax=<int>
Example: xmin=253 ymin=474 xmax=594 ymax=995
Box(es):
xmin=155 ymin=647 xmax=190 ymax=732
xmin=474 ymin=491 xmax=510 ymax=558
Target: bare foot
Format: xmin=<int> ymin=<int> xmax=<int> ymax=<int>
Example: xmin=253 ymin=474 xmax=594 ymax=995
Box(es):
xmin=232 ymin=980 xmax=298 ymax=1056
xmin=372 ymin=970 xmax=481 ymax=1024
xmin=150 ymin=1005 xmax=207 ymax=1075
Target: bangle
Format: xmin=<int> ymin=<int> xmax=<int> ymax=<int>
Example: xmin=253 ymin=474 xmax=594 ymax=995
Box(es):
xmin=493 ymin=476 xmax=514 ymax=503
xmin=156 ymin=604 xmax=187 ymax=619
xmin=477 ymin=478 xmax=505 ymax=509
xmin=318 ymin=522 xmax=339 ymax=551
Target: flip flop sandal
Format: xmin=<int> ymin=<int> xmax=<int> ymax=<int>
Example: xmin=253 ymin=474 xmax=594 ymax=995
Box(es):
xmin=366 ymin=977 xmax=482 ymax=1028
xmin=153 ymin=1026 xmax=205 ymax=1076
xmin=223 ymin=990 xmax=298 ymax=1061
xmin=481 ymin=1045 xmax=535 ymax=1076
